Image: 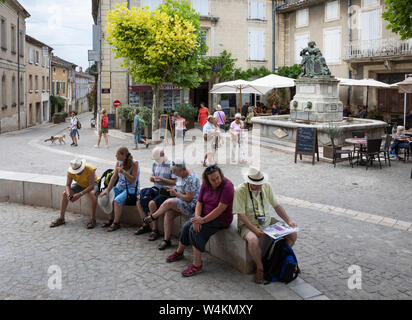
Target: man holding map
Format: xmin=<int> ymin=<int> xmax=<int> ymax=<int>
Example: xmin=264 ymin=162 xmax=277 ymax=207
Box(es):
xmin=233 ymin=167 xmax=298 ymax=284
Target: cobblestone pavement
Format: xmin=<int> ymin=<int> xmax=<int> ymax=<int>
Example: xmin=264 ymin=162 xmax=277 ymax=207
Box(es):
xmin=1 ymin=112 xmax=411 ymax=299
xmin=0 ymin=203 xmax=300 ymax=300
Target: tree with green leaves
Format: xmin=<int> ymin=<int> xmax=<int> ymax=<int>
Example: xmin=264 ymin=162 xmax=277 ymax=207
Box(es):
xmin=106 ymin=0 xmax=207 ymax=139
xmin=199 ymin=50 xmax=237 ymax=83
xmin=382 ymin=0 xmax=412 ymax=40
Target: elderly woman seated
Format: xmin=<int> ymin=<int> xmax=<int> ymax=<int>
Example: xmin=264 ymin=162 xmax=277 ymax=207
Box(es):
xmin=143 ymin=160 xmax=201 ymax=250
xmin=165 ymin=165 xmax=235 ymax=277
xmin=390 ymin=126 xmax=411 ymax=160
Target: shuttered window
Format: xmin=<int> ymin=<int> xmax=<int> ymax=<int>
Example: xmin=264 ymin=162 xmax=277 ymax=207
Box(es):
xmin=192 ymin=0 xmax=209 ymax=16
xmin=295 ymin=33 xmax=309 ymax=64
xmin=29 ymin=47 xmax=33 ymax=63
xmin=249 ymin=1 xmax=265 ymax=20
xmin=249 ymin=29 xmax=265 ymax=61
xmin=323 ymin=28 xmax=341 ymax=64
xmin=325 ymin=1 xmax=339 ymax=21
xmin=363 ymin=0 xmax=379 ymax=8
xmin=296 ymin=9 xmax=308 ymax=28
xmin=361 ymin=9 xmax=380 ymax=42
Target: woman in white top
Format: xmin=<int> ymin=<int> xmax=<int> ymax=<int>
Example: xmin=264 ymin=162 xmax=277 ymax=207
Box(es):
xmin=230 ymin=113 xmax=247 ymax=163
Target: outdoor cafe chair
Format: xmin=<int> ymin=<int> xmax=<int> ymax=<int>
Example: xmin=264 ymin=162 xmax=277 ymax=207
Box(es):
xmin=331 ymin=138 xmax=353 ymax=168
xmin=351 ymin=131 xmax=366 ymax=160
xmin=360 ymin=138 xmax=383 ymax=170
xmin=379 ymin=134 xmax=392 ymax=167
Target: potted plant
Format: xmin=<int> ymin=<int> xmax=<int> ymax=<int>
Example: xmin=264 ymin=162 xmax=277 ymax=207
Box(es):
xmin=117 ymin=105 xmax=134 ymax=133
xmin=136 ymin=106 xmax=153 ymax=139
xmin=305 ymin=101 xmax=313 ymax=123
xmin=292 ymin=101 xmax=298 ymax=121
xmin=322 ymin=123 xmax=343 ymax=159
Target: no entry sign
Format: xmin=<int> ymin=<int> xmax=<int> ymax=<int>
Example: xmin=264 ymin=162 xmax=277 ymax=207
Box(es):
xmin=113 ymin=100 xmax=121 ymax=108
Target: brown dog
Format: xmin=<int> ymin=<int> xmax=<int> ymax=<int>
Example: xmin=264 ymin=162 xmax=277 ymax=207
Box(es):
xmin=44 ymin=134 xmax=66 ymax=145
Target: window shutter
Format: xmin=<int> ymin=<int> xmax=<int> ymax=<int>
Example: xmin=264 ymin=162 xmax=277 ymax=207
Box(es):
xmin=326 ymin=1 xmax=338 ymax=20
xmin=259 ymin=2 xmax=265 ymax=20
xmin=324 ymin=28 xmax=341 ymax=64
xmin=295 ymin=34 xmax=309 ymax=63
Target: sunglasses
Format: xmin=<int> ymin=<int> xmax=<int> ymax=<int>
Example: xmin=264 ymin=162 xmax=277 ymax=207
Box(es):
xmin=205 ymin=164 xmax=219 ymax=174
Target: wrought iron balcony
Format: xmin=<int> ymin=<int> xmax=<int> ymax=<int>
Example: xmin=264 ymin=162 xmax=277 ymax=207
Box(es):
xmin=344 ymin=38 xmax=412 ymax=61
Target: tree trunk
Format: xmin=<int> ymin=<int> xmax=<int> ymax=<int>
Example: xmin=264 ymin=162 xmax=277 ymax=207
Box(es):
xmin=151 ymin=84 xmax=161 ymax=143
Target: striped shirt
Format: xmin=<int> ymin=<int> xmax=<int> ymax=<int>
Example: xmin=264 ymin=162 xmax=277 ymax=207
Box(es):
xmin=152 ymin=160 xmax=177 ymax=189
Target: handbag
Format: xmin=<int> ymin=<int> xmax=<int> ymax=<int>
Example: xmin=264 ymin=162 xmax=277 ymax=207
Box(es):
xmin=125 ymin=178 xmax=139 ymax=206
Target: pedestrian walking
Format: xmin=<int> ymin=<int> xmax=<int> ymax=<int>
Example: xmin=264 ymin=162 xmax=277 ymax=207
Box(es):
xmin=68 ymin=111 xmax=78 ymax=147
xmin=133 ymin=109 xmax=149 ymax=150
xmin=198 ymin=102 xmax=209 ymax=128
xmin=95 ymin=109 xmax=110 ymax=149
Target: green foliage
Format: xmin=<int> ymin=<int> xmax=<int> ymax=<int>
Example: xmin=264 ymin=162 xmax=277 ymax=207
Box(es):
xmin=306 ymin=101 xmax=313 ymax=109
xmin=50 ymin=95 xmax=66 ymax=115
xmin=136 ymin=106 xmax=152 ymax=126
xmin=277 ymin=65 xmax=301 ymax=79
xmin=234 ymin=66 xmax=272 ymax=80
xmin=323 ymin=123 xmax=343 ymax=140
xmin=53 ymin=112 xmax=68 ymax=124
xmin=174 ymin=103 xmax=198 ymax=121
xmin=382 ymin=0 xmax=412 ymax=40
xmin=117 ymin=105 xmax=135 ymax=121
xmin=292 ymin=101 xmax=298 ymax=108
xmin=199 ymin=50 xmax=237 ymax=82
xmin=86 ymin=64 xmax=97 ymax=74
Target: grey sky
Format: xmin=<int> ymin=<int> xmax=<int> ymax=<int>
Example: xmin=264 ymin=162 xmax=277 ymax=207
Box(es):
xmin=19 ymin=0 xmax=93 ymax=70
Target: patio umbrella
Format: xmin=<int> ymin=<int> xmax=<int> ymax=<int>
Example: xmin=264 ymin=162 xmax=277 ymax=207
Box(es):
xmin=337 ymin=78 xmax=390 ymax=111
xmin=210 ymin=80 xmax=267 ymax=113
xmin=249 ymin=74 xmax=296 ymax=95
xmin=391 ymin=75 xmax=412 ymax=127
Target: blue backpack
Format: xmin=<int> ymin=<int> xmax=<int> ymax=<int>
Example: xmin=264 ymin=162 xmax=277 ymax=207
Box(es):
xmin=263 ymin=239 xmax=300 ymax=284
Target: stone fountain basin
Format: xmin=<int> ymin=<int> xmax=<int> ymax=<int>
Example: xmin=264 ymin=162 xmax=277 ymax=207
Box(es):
xmin=252 ymin=115 xmax=387 ymax=147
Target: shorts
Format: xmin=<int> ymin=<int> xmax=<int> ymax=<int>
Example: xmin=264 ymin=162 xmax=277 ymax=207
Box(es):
xmin=113 ymin=186 xmax=139 ymax=206
xmin=70 ymin=182 xmax=100 ymax=195
xmin=179 ymin=219 xmax=227 ymax=252
xmin=238 ymin=217 xmax=279 ymax=240
xmin=99 ymin=127 xmax=109 ymax=135
xmin=70 ymin=128 xmax=77 ymax=137
xmin=176 ymin=198 xmax=196 ymax=217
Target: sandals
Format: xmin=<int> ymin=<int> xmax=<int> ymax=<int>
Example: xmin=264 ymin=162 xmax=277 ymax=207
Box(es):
xmin=102 ymin=220 xmax=114 ymax=228
xmin=182 ymin=264 xmax=203 ymax=277
xmin=166 ymin=251 xmax=184 ymax=263
xmin=148 ymin=230 xmax=160 ymax=241
xmin=254 ymin=268 xmax=264 ymax=284
xmin=86 ymin=219 xmax=97 ymax=229
xmin=135 ymin=224 xmax=151 ymax=236
xmin=143 ymin=214 xmax=158 ymax=225
xmin=158 ymin=239 xmax=172 ymax=251
xmin=107 ymin=222 xmax=121 ymax=232
xmin=50 ymin=218 xmax=65 ymax=228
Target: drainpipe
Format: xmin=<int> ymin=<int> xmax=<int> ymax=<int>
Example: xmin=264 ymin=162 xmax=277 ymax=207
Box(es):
xmin=272 ymin=0 xmax=275 ymax=71
xmin=17 ymin=13 xmax=21 ymax=130
xmin=126 ymin=0 xmax=130 ymax=105
xmin=347 ymin=0 xmax=352 ymax=106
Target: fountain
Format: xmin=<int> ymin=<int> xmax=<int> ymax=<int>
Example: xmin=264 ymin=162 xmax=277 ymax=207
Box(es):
xmin=252 ymin=41 xmax=386 ymax=148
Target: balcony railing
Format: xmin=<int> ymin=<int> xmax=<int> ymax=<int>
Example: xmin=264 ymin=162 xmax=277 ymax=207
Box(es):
xmin=344 ymin=38 xmax=412 ymax=60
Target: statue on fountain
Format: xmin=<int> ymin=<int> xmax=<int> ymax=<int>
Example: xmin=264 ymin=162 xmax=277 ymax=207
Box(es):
xmin=299 ymin=41 xmax=332 ymax=78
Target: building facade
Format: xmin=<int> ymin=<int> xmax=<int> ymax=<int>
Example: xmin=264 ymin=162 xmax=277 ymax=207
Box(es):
xmin=91 ymin=0 xmax=275 ymax=117
xmin=51 ymin=55 xmax=77 ymax=113
xmin=25 ymin=35 xmax=52 ymax=126
xmin=75 ymin=67 xmax=95 ymax=114
xmin=0 ymin=0 xmax=29 ymax=134
xmin=275 ymin=0 xmax=412 ymax=121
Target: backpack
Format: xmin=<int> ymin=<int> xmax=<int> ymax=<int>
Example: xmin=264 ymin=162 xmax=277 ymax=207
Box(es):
xmin=262 ymin=239 xmax=300 ymax=284
xmin=137 ymin=115 xmax=145 ymax=130
xmin=76 ymin=118 xmax=82 ymax=130
xmin=99 ymin=169 xmax=118 ymax=193
xmin=102 ymin=115 xmax=110 ymax=129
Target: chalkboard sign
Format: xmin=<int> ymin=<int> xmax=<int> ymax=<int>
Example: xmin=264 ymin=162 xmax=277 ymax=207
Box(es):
xmin=295 ymin=127 xmax=319 ymax=165
xmin=108 ymin=114 xmax=115 ymax=129
xmin=159 ymin=114 xmax=175 ymax=145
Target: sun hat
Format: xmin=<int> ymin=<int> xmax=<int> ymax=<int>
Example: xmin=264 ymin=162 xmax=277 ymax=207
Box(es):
xmin=68 ymin=159 xmax=86 ymax=175
xmin=98 ymin=189 xmax=115 ymax=215
xmin=216 ymin=105 xmax=222 ymax=111
xmin=235 ymin=113 xmax=242 ymax=119
xmin=242 ymin=167 xmax=268 ymax=186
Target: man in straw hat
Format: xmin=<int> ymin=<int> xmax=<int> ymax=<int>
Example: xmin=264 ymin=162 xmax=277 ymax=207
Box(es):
xmin=233 ymin=167 xmax=298 ymax=284
xmin=50 ymin=158 xmax=101 ymax=229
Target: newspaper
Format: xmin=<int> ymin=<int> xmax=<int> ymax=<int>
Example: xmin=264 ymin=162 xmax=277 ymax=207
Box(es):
xmin=263 ymin=221 xmax=300 ymax=241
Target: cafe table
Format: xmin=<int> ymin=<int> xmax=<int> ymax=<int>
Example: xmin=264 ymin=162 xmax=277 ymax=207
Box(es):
xmin=345 ymin=138 xmax=367 ymax=165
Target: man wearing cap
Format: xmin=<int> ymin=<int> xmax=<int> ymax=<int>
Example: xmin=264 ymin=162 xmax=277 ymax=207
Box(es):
xmin=233 ymin=167 xmax=298 ymax=284
xmin=135 ymin=147 xmax=177 ymax=241
xmin=50 ymin=159 xmax=100 ymax=229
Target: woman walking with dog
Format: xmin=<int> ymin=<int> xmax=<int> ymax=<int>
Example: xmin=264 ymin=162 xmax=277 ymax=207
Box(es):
xmin=95 ymin=109 xmax=110 ymax=149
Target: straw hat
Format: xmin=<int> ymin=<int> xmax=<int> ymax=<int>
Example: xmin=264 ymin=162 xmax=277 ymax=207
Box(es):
xmin=242 ymin=167 xmax=268 ymax=186
xmin=216 ymin=104 xmax=222 ymax=111
xmin=68 ymin=159 xmax=86 ymax=175
xmin=235 ymin=113 xmax=242 ymax=119
xmin=98 ymin=189 xmax=115 ymax=214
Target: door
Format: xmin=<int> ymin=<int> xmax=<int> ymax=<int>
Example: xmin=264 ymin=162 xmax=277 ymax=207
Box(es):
xmin=36 ymin=102 xmax=41 ymax=124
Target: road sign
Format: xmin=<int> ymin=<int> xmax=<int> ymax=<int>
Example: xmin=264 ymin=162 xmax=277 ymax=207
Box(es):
xmin=102 ymin=88 xmax=111 ymax=94
xmin=113 ymin=100 xmax=121 ymax=108
xmin=88 ymin=50 xmax=100 ymax=62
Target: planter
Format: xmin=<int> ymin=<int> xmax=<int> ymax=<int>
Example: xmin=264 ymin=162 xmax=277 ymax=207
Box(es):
xmin=120 ymin=119 xmax=133 ymax=133
xmin=323 ymin=145 xmax=341 ymax=159
xmin=144 ymin=124 xmax=152 ymax=139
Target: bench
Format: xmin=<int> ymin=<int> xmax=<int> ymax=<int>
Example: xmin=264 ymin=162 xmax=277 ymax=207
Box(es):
xmin=0 ymin=171 xmax=273 ymax=274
